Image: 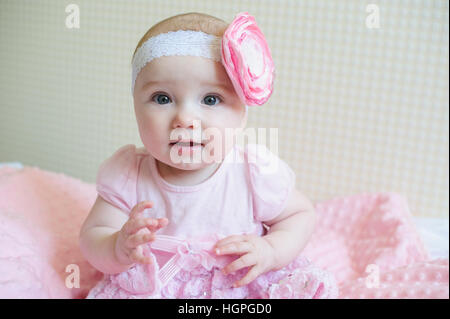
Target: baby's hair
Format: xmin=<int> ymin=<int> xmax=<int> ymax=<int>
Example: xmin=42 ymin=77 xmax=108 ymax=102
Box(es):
xmin=131 ymin=12 xmax=228 ymax=63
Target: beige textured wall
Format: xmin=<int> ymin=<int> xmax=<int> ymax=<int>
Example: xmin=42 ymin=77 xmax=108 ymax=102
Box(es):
xmin=0 ymin=0 xmax=448 ymax=217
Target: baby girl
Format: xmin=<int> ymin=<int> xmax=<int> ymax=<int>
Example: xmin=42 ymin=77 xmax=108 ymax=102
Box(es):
xmin=79 ymin=11 xmax=338 ymax=299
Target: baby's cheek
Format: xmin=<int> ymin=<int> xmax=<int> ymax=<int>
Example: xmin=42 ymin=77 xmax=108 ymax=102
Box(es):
xmin=202 ymin=129 xmax=234 ymax=160
xmin=137 ymin=127 xmax=163 ymax=156
xmin=136 ymin=114 xmax=165 ymax=140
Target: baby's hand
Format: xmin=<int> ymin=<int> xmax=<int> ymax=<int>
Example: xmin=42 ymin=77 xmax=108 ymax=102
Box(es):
xmin=214 ymin=234 xmax=276 ymax=288
xmin=114 ymin=201 xmax=169 ymax=266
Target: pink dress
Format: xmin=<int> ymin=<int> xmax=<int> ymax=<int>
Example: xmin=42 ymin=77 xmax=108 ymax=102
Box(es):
xmin=86 ymin=143 xmax=338 ymax=299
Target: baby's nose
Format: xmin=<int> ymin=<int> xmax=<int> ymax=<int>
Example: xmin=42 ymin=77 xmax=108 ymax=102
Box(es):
xmin=172 ymin=108 xmax=201 ymax=129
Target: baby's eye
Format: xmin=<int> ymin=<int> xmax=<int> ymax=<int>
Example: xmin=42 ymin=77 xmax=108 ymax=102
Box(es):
xmin=152 ymin=94 xmax=171 ymax=105
xmin=203 ymin=95 xmax=221 ymax=106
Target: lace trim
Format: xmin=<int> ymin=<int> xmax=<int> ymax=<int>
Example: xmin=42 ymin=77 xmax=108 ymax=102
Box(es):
xmin=131 ymin=30 xmax=222 ymax=93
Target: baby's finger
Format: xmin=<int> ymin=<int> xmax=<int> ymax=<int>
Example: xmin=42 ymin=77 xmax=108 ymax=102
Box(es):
xmin=146 ymin=218 xmax=169 ymax=232
xmin=222 ymin=253 xmax=257 ymax=275
xmin=130 ymin=246 xmax=153 ymax=264
xmin=129 ymin=201 xmax=153 ymax=220
xmin=124 ymin=217 xmax=158 ymax=235
xmin=139 ymin=217 xmax=169 ymax=233
xmin=125 ymin=232 xmax=156 ymax=249
xmin=156 ymin=217 xmax=169 ymax=229
xmin=233 ymin=265 xmax=261 ymax=288
xmin=215 ymin=234 xmax=247 ymax=249
xmin=215 ymin=241 xmax=253 ymax=256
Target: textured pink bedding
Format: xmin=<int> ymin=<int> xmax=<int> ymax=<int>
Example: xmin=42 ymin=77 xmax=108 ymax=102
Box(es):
xmin=0 ymin=166 xmax=447 ymax=299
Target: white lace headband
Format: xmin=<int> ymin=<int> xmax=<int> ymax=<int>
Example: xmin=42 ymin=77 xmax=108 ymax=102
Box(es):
xmin=131 ymin=30 xmax=222 ymax=94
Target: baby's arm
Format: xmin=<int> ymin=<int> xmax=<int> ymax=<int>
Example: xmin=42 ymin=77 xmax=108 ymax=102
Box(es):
xmin=262 ymin=188 xmax=316 ymax=268
xmin=79 ymin=196 xmax=168 ymax=274
xmin=214 ymin=188 xmax=316 ymax=287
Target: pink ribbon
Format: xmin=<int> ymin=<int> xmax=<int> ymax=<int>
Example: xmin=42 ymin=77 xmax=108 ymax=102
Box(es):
xmin=175 ymin=240 xmax=219 ymax=271
xmin=114 ymin=234 xmax=237 ymax=295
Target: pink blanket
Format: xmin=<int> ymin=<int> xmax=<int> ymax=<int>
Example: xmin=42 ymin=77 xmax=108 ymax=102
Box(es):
xmin=0 ymin=166 xmax=447 ymax=299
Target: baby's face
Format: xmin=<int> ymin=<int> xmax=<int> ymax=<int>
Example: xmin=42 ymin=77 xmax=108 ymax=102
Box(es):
xmin=133 ymin=55 xmax=247 ymax=170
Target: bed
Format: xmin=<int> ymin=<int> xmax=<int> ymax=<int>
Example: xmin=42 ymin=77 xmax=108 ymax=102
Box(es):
xmin=0 ymin=162 xmax=448 ymax=299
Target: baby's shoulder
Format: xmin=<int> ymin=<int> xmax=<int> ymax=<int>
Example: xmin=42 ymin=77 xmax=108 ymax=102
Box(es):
xmin=97 ymin=144 xmax=148 ymax=186
xmin=95 ymin=144 xmax=147 ymax=212
xmin=232 ymin=143 xmax=282 ymax=172
xmin=235 ymin=143 xmax=296 ymax=222
xmin=100 ymin=144 xmax=147 ymax=166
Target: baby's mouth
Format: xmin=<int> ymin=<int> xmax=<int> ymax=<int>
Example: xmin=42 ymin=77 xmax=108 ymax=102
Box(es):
xmin=169 ymin=140 xmax=204 ymax=147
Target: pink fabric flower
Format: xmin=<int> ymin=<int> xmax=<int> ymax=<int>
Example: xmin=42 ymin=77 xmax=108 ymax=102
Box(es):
xmin=221 ymin=12 xmax=275 ymax=106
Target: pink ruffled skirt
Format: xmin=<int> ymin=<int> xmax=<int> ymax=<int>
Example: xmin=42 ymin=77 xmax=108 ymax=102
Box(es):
xmin=86 ymin=235 xmax=338 ymax=299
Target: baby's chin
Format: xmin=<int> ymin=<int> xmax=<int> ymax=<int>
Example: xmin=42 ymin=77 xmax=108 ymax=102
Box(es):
xmin=156 ymin=159 xmax=221 ymax=176
xmin=164 ymin=162 xmax=216 ymax=171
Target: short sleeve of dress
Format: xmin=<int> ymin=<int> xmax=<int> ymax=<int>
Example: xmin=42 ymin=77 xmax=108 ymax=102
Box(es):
xmin=245 ymin=143 xmax=296 ymax=222
xmin=96 ymin=144 xmax=139 ymax=214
